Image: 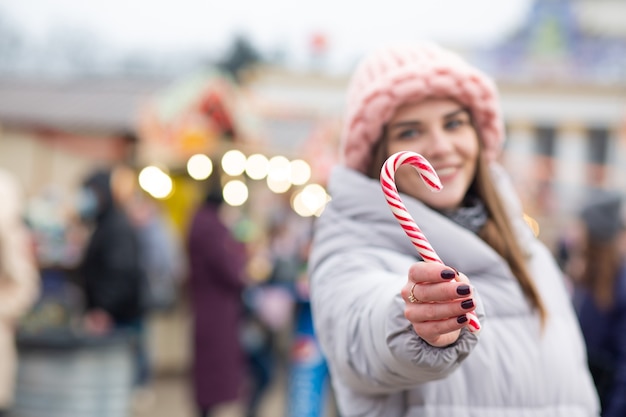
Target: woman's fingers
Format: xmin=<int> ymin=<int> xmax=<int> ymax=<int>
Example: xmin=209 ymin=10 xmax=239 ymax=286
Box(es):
xmin=403 ymin=264 xmax=472 ymax=304
xmin=403 ymin=280 xmax=472 ymax=304
xmin=455 ymin=270 xmax=472 ymax=285
xmin=403 ymin=298 xmax=475 ymax=323
xmin=408 ymin=262 xmax=458 ymax=284
xmin=402 ymin=263 xmax=478 ymax=346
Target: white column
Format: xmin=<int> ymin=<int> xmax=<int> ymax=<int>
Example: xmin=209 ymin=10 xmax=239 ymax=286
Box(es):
xmin=502 ymin=123 xmax=535 ymax=196
xmin=554 ymin=125 xmax=587 ymax=213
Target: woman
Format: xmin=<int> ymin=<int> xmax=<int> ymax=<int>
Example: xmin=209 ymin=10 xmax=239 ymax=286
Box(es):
xmin=186 ymin=164 xmax=248 ymax=417
xmin=308 ymin=42 xmax=599 ymax=416
xmin=79 ymin=169 xmax=146 ymax=334
xmin=79 ymin=168 xmax=149 ymax=391
xmin=0 ymin=169 xmax=39 ymax=416
xmin=572 ymin=191 xmax=626 ymax=417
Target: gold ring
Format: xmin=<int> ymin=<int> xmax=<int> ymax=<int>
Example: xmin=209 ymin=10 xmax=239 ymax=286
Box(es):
xmin=408 ymin=283 xmax=418 ymax=303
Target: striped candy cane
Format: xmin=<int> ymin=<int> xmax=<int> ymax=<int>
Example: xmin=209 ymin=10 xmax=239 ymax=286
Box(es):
xmin=381 ymin=151 xmax=481 ymax=333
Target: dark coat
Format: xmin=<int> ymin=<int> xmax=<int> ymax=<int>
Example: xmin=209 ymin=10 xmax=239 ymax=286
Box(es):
xmin=187 ymin=203 xmax=247 ymax=408
xmin=574 ymin=262 xmax=626 ymax=417
xmin=80 ymin=171 xmax=144 ymax=324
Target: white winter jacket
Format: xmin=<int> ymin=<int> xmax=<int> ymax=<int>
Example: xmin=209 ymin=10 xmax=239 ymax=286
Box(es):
xmin=309 ymin=164 xmax=600 ymax=417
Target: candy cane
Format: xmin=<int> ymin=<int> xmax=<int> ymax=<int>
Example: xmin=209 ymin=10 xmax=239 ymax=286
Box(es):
xmin=381 ymin=150 xmax=481 ymax=333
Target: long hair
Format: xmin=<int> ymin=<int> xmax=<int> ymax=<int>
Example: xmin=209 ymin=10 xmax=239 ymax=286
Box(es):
xmin=471 ymin=154 xmax=547 ymax=323
xmin=580 ymin=237 xmax=620 ymax=310
xmin=367 ymin=124 xmax=547 ymax=325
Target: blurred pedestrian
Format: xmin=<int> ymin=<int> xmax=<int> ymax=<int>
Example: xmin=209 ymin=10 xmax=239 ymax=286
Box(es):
xmin=240 ymin=285 xmax=277 ymax=417
xmin=77 ymin=168 xmax=148 ymax=386
xmin=127 ymin=190 xmax=185 ymax=313
xmin=242 ymin=213 xmax=306 ymax=417
xmin=186 ymin=164 xmax=248 ymax=417
xmin=0 ymin=169 xmax=40 ymax=417
xmin=571 ymin=190 xmax=626 ymax=417
xmin=308 ymin=41 xmax=600 ymax=416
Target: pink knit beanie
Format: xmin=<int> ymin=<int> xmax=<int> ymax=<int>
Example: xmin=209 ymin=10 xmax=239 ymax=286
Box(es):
xmin=341 ymin=41 xmax=504 ymax=173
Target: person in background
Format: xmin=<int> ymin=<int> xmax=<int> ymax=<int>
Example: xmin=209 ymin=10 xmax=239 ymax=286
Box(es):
xmin=571 ymin=190 xmax=626 ymax=417
xmin=186 ymin=163 xmax=248 ymax=417
xmin=78 ymin=168 xmax=148 ymax=385
xmin=307 ymin=41 xmax=600 ymax=416
xmin=240 ymin=283 xmax=277 ymax=417
xmin=127 ymin=190 xmax=185 ymax=313
xmin=241 ymin=210 xmax=309 ymax=417
xmin=0 ymin=169 xmax=40 ymax=417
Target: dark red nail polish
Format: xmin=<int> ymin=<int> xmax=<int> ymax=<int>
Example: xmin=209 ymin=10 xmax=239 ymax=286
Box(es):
xmin=441 ymin=269 xmax=456 ymax=279
xmin=457 ymin=315 xmax=468 ymax=324
xmin=461 ymin=299 xmax=474 ymax=309
xmin=457 ymin=285 xmax=471 ymax=296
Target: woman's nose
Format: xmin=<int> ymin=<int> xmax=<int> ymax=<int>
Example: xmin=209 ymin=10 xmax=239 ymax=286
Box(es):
xmin=424 ymin=128 xmax=454 ymax=156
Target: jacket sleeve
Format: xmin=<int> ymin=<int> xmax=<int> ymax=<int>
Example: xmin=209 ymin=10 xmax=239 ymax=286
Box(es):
xmin=310 ymin=246 xmax=481 ymax=395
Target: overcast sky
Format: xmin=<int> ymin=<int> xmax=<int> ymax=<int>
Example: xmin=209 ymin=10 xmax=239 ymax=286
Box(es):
xmin=0 ymin=0 xmax=533 ymax=72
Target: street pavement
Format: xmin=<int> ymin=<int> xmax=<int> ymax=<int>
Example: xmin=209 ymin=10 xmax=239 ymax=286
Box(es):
xmin=133 ymin=306 xmax=289 ymax=417
xmin=131 ymin=370 xmax=288 ymax=417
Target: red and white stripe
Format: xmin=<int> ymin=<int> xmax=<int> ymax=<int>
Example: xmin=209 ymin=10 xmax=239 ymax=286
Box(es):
xmin=380 ymin=151 xmax=481 ymax=333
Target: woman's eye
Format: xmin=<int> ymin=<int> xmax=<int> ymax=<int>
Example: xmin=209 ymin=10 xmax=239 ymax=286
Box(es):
xmin=396 ymin=128 xmax=420 ymax=140
xmin=445 ymin=119 xmax=467 ymax=130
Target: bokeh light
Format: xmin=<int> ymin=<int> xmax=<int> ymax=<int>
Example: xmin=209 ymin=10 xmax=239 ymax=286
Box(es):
xmin=267 ymin=155 xmax=290 ymax=182
xmin=245 ymin=153 xmax=269 ymax=180
xmin=266 ymin=155 xmax=292 ymax=193
xmin=186 ymin=154 xmax=213 ymax=180
xmin=289 ymin=159 xmax=311 ymax=185
xmin=138 ymin=166 xmax=173 ymax=199
xmin=292 ymin=183 xmax=330 ymax=217
xmin=266 ymin=176 xmax=291 ymax=194
xmin=523 ymin=213 xmax=540 ymax=237
xmin=223 ymin=179 xmax=249 ymax=206
xmin=221 ymin=149 xmax=246 ymax=176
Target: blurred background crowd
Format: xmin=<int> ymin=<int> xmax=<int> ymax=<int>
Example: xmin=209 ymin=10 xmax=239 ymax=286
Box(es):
xmin=0 ymin=0 xmax=625 ymax=416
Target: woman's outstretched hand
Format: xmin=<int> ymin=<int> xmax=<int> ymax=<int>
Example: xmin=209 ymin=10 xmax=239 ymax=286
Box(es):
xmin=401 ymin=262 xmax=476 ymax=347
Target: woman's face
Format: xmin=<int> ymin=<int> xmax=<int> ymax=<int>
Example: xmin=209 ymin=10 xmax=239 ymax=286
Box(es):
xmin=385 ymin=97 xmax=480 ymax=210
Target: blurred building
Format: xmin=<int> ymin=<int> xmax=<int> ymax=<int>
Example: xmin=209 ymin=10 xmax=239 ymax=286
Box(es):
xmin=471 ymin=0 xmax=626 ymax=247
xmin=0 ymin=77 xmax=171 ymax=195
xmin=0 ymin=0 xmax=624 ymax=250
